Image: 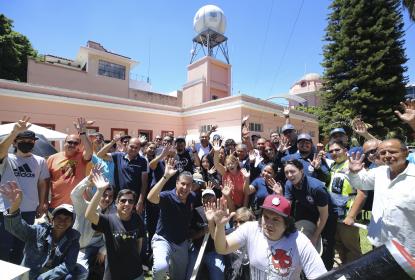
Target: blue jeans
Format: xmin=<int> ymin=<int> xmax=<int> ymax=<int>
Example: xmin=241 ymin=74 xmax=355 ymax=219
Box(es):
xmin=152 ymin=233 xmax=189 ymax=280
xmin=186 ymin=246 xmax=225 ymax=280
xmin=0 ymin=211 xmax=36 ymax=264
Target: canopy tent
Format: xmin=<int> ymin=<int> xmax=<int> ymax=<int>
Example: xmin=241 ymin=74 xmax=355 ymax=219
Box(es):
xmin=0 ymin=123 xmax=67 ymax=151
xmin=0 ymin=123 xmax=67 ymax=141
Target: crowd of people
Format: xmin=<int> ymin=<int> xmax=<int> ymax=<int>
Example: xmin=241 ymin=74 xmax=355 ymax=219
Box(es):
xmin=0 ymin=99 xmax=414 ymax=280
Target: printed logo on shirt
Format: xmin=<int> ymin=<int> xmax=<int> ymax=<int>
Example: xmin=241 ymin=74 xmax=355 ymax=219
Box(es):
xmin=13 ymin=163 xmax=35 ymax=178
xmin=306 ymin=195 xmax=315 ymax=204
xmin=268 ymin=248 xmax=293 ymax=277
xmin=175 ymin=157 xmax=189 ymax=172
xmin=113 ymin=229 xmax=139 ymax=240
xmin=59 ymin=159 xmax=78 ymax=179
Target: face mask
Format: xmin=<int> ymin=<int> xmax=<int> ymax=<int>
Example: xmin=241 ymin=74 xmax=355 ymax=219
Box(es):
xmin=17 ymin=142 xmax=34 ymax=153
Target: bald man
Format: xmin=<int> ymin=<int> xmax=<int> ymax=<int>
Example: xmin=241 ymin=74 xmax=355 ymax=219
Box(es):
xmin=348 ymin=139 xmax=415 ymax=255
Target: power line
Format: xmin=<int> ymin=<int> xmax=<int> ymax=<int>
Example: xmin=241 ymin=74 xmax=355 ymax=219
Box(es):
xmin=269 ymin=0 xmax=305 ymax=95
xmin=253 ymin=0 xmax=275 ymax=92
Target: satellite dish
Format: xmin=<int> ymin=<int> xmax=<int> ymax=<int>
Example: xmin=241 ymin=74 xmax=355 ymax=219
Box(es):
xmin=193 ymin=5 xmax=227 ymax=34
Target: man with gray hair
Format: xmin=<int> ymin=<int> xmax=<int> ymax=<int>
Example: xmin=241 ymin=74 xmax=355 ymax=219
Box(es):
xmin=348 ymin=138 xmax=415 ymax=255
xmin=147 ymin=158 xmax=196 ymax=280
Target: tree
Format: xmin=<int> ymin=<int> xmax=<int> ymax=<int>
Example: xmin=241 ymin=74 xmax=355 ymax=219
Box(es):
xmin=0 ymin=14 xmax=37 ymax=82
xmin=321 ymin=0 xmax=408 ymax=139
xmin=402 ymin=0 xmax=415 ymax=21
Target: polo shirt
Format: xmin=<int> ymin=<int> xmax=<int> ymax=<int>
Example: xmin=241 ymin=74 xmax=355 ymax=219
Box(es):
xmin=155 ymin=189 xmax=195 ymax=244
xmin=111 ymin=152 xmax=148 ymax=194
xmin=284 ymin=175 xmax=331 ymax=224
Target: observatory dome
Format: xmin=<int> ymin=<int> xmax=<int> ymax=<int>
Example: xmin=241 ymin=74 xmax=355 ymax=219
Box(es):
xmin=301 ymin=73 xmax=321 ymax=81
xmin=193 ymin=5 xmax=227 ymax=34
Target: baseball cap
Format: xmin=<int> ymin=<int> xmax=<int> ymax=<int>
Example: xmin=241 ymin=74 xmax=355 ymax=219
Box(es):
xmin=120 ymin=135 xmax=131 ymax=142
xmin=202 ymin=189 xmax=216 ymax=198
xmin=193 ymin=173 xmax=205 ymax=184
xmin=330 ymin=128 xmax=346 ymax=136
xmin=212 ymin=134 xmax=221 ymax=141
xmin=175 ymin=136 xmax=186 ymax=143
xmin=261 ymin=194 xmax=291 ymax=217
xmin=295 ymin=220 xmax=323 ymax=255
xmin=297 ymin=133 xmax=312 ymax=142
xmin=282 ymin=124 xmax=295 ymax=133
xmin=52 ymin=204 xmax=74 ymax=217
xmin=15 ymin=130 xmax=38 ymax=140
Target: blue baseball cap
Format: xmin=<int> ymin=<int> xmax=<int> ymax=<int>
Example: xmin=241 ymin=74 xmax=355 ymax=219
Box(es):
xmin=297 ymin=133 xmax=312 ymax=142
xmin=330 ymin=128 xmax=346 ymax=136
xmin=282 ymin=124 xmax=295 ymax=133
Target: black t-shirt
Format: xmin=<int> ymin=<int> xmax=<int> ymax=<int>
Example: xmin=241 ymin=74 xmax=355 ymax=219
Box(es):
xmin=92 ymin=212 xmax=145 ymax=280
xmin=165 ymin=150 xmax=195 ymax=189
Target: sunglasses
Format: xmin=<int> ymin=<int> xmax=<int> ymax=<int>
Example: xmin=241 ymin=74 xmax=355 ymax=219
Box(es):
xmin=328 ymin=148 xmax=342 ymax=154
xmin=119 ymin=198 xmax=135 ymax=204
xmin=364 ymin=149 xmax=377 ymax=156
xmin=66 ymin=141 xmax=80 ymax=146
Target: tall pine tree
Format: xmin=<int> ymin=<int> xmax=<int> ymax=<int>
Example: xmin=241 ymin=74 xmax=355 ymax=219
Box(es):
xmin=0 ymin=14 xmax=37 ymax=82
xmin=321 ymin=0 xmax=408 ymax=138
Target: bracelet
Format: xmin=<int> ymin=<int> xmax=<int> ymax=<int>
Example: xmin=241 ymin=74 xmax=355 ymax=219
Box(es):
xmin=80 ymin=132 xmax=86 ymax=135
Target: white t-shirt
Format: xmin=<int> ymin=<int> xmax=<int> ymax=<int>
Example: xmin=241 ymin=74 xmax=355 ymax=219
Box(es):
xmin=0 ymin=153 xmax=50 ymax=212
xmin=232 ymin=221 xmax=327 ymax=280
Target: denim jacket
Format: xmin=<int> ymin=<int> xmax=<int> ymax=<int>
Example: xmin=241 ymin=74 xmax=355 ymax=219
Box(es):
xmin=4 ymin=210 xmax=80 ymax=280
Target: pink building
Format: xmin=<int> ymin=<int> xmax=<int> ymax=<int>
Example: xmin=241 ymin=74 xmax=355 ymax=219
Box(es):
xmin=289 ymin=73 xmax=323 ymax=107
xmin=0 ymin=39 xmax=318 ymax=146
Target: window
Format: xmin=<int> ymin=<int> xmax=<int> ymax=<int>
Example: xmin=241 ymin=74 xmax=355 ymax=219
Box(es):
xmin=249 ymin=123 xmax=263 ymax=132
xmin=200 ymin=125 xmax=213 ymax=133
xmin=161 ymin=130 xmax=174 ymax=137
xmin=98 ymin=60 xmax=126 ymax=80
xmin=111 ymin=128 xmax=128 ymax=139
xmin=212 ymin=95 xmax=218 ymax=100
xmin=138 ymin=130 xmax=153 ymax=141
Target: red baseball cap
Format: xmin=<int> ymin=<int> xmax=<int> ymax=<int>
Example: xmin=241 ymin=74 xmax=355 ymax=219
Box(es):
xmin=261 ymin=194 xmax=291 ymax=217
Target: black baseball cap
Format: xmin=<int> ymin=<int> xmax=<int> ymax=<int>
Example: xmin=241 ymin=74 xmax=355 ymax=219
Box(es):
xmin=15 ymin=130 xmax=38 ymax=140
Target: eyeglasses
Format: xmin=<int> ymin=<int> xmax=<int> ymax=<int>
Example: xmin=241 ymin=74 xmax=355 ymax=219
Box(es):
xmin=328 ymin=148 xmax=342 ymax=154
xmin=66 ymin=141 xmax=80 ymax=146
xmin=364 ymin=149 xmax=377 ymax=156
xmin=119 ymin=198 xmax=134 ymax=204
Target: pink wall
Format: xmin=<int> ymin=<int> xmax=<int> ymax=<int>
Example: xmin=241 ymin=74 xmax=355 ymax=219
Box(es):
xmin=28 ymin=58 xmax=129 ymax=98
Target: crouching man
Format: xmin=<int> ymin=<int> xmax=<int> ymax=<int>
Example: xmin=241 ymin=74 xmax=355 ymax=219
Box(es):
xmin=85 ymin=171 xmax=145 ymax=280
xmin=0 ymin=181 xmax=81 ymax=280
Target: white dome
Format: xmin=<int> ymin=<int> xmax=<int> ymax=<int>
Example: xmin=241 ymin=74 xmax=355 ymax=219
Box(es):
xmin=193 ymin=5 xmax=227 ymax=34
xmin=301 ymin=73 xmax=321 ymax=81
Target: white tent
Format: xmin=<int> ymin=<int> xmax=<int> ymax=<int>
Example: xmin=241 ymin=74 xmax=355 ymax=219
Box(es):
xmin=0 ymin=123 xmax=67 ymax=141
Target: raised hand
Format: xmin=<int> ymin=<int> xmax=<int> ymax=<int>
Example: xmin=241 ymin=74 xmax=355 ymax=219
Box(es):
xmin=352 ymin=118 xmax=372 ymax=136
xmin=277 ymin=137 xmax=291 ymax=153
xmin=164 ymin=157 xmax=178 ymax=178
xmin=212 ymin=140 xmax=222 ymax=152
xmin=348 ymin=152 xmax=365 ymax=173
xmin=208 ymin=166 xmax=217 ymax=175
xmin=204 ymin=201 xmax=216 ymax=223
xmin=210 ymin=125 xmax=218 ymax=133
xmin=212 ymin=198 xmax=235 ymax=226
xmin=241 ymin=168 xmax=250 ymax=180
xmin=91 ymin=170 xmax=109 ymax=191
xmin=113 ymin=134 xmax=121 ymax=143
xmin=139 ymin=135 xmax=147 ymax=143
xmin=283 ymin=106 xmax=290 ymax=117
xmin=190 ymin=140 xmax=197 ymax=153
xmin=395 ymin=99 xmax=415 ymax=126
xmin=308 ymin=153 xmax=322 ymax=170
xmin=248 ymin=150 xmax=256 ymax=162
xmin=73 ymin=117 xmax=88 ymax=134
xmin=221 ymin=180 xmax=233 ymax=198
xmin=266 ymin=178 xmax=283 ymax=195
xmin=0 ymin=181 xmax=23 ymax=204
xmin=316 ymin=143 xmax=324 ymax=153
xmin=13 ymin=116 xmax=31 ymax=134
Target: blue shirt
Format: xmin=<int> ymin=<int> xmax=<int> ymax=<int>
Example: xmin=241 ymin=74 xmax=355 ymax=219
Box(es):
xmin=284 ymin=175 xmax=331 ymax=224
xmin=112 ymin=152 xmax=148 ymax=194
xmin=92 ymin=154 xmax=114 ymax=186
xmin=156 ymin=189 xmax=195 ymax=244
xmin=250 ymin=177 xmax=273 ymax=215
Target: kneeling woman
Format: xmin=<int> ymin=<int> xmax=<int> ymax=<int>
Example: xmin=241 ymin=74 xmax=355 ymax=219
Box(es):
xmin=208 ymin=194 xmax=327 ymax=279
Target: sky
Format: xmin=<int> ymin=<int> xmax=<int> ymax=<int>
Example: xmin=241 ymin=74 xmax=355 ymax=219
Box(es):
xmin=1 ymin=0 xmax=414 ymax=102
